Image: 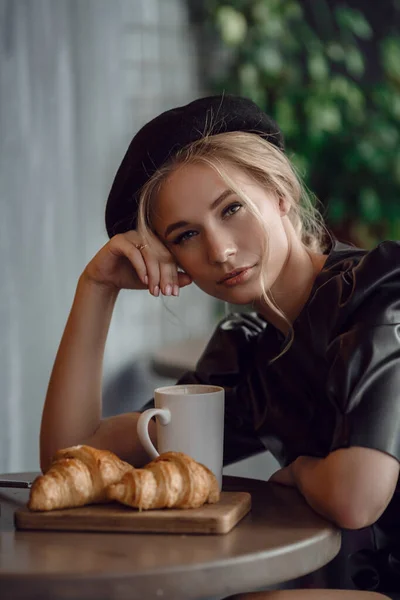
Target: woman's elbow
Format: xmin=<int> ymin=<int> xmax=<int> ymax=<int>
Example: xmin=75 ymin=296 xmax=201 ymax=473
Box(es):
xmin=330 ymin=496 xmax=389 ymax=530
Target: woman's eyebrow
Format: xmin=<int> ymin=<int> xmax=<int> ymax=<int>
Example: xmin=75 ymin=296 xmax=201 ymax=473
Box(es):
xmin=164 ymin=189 xmax=234 ymax=238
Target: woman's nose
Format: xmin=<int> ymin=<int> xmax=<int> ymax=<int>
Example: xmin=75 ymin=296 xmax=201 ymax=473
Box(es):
xmin=206 ymin=235 xmax=236 ymax=264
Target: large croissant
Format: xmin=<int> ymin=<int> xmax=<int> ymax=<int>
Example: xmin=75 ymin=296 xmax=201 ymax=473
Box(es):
xmin=107 ymin=451 xmax=220 ymax=510
xmin=28 ymin=445 xmax=133 ymax=511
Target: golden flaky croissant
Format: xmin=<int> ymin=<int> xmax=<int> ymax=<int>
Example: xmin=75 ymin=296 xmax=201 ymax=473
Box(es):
xmin=28 ymin=445 xmax=134 ymax=511
xmin=107 ymin=451 xmax=220 ymax=510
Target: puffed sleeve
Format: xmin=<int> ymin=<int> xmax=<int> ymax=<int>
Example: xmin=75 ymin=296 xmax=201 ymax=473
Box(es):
xmin=326 ymin=305 xmax=400 ymax=462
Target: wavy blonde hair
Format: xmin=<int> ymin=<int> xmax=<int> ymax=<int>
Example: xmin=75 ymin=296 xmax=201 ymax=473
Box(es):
xmin=137 ymin=131 xmax=328 ymax=359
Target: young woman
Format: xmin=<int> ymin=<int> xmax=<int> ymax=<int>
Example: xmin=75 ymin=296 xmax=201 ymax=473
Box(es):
xmin=40 ymin=95 xmax=399 ymax=599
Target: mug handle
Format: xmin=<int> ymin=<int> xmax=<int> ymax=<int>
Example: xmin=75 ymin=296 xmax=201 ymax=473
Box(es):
xmin=137 ymin=408 xmax=171 ymax=460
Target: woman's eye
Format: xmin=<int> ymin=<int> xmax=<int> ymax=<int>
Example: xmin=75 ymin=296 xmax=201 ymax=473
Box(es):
xmin=173 ymin=230 xmax=197 ymax=245
xmin=223 ymin=202 xmax=242 ymax=218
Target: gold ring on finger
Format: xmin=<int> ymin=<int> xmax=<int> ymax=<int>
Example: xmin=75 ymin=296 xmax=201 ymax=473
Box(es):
xmin=135 ymin=243 xmax=148 ymax=252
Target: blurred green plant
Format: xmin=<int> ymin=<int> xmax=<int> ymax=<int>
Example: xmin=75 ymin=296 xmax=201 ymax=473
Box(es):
xmin=201 ymin=0 xmax=400 ymax=247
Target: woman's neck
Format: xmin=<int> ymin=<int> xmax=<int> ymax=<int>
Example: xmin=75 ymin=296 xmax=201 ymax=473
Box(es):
xmin=255 ymin=232 xmax=328 ymax=334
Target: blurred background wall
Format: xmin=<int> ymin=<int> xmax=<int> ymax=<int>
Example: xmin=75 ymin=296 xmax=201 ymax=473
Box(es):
xmin=0 ymin=0 xmax=215 ymax=472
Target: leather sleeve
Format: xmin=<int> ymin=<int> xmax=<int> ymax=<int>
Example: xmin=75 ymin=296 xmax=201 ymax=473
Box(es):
xmin=327 ymin=321 xmax=400 ymax=461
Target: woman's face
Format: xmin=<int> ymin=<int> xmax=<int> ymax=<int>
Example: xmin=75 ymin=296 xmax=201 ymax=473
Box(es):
xmin=152 ymin=162 xmax=290 ymax=304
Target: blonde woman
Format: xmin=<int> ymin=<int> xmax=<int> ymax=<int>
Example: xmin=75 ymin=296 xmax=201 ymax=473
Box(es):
xmin=40 ymin=96 xmax=400 ymax=599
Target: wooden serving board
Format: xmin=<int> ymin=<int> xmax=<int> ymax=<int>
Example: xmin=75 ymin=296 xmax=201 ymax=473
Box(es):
xmin=14 ymin=491 xmax=251 ymax=535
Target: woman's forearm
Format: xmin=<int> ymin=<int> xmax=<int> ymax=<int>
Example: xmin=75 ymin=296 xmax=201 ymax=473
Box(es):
xmin=40 ymin=273 xmax=119 ymax=469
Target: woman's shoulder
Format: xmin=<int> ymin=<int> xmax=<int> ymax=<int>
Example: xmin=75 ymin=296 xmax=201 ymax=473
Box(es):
xmin=324 ymin=238 xmax=400 ymax=274
xmin=309 ymin=239 xmax=400 ymax=329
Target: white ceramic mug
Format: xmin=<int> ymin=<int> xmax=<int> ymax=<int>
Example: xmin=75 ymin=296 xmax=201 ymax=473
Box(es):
xmin=137 ymin=384 xmax=225 ymax=488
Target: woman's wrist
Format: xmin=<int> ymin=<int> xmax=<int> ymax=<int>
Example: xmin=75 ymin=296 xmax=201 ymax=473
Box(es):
xmin=78 ymin=270 xmax=120 ymax=302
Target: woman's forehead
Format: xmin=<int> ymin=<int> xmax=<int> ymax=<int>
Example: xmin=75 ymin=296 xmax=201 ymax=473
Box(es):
xmin=159 ymin=161 xmax=255 ymax=203
xmin=151 ymin=163 xmax=231 ymax=231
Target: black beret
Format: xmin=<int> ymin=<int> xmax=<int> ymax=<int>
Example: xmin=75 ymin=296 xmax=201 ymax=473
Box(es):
xmin=105 ymin=94 xmax=284 ymax=237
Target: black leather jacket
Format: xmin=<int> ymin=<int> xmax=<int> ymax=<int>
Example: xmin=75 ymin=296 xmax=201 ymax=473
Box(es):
xmin=179 ymin=239 xmax=400 ymax=472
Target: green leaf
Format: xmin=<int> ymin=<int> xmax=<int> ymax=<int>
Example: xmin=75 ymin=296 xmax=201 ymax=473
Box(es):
xmin=376 ymin=123 xmax=399 ymax=149
xmin=329 ymin=76 xmax=365 ymax=115
xmin=258 ymin=15 xmax=285 ymax=39
xmin=359 ymin=188 xmax=382 ymax=223
xmin=216 ymin=6 xmax=247 ymax=46
xmin=308 ymin=53 xmax=329 ymax=81
xmin=251 ymin=1 xmax=270 ymax=23
xmin=305 ymin=99 xmax=342 ymax=135
xmin=357 ymin=141 xmax=387 ymax=172
xmin=238 ymin=63 xmax=259 ymax=88
xmin=275 ymin=99 xmax=297 ymax=137
xmin=256 ymin=45 xmax=283 ymax=76
xmin=335 ymin=7 xmax=373 ymax=40
xmin=347 ymin=85 xmax=365 ymax=111
xmin=329 ymin=75 xmax=351 ymax=97
xmin=381 ymin=37 xmax=400 ymax=80
xmin=284 ymin=1 xmax=304 ymax=20
xmin=373 ymin=85 xmax=400 ymax=119
xmin=344 ymin=47 xmax=365 ymax=78
xmin=357 ymin=140 xmax=375 ymax=161
xmin=326 ymin=42 xmax=345 ymax=62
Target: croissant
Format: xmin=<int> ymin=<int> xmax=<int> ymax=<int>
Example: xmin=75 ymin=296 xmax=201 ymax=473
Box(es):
xmin=28 ymin=445 xmax=134 ymax=511
xmin=107 ymin=451 xmax=220 ymax=510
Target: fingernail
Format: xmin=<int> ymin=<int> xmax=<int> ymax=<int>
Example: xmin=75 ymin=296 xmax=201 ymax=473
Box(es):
xmin=165 ymin=284 xmax=172 ymax=296
xmin=173 ymin=284 xmax=179 ymax=297
xmin=154 ymin=285 xmax=160 ymax=297
xmin=144 ymin=275 xmax=148 ymax=285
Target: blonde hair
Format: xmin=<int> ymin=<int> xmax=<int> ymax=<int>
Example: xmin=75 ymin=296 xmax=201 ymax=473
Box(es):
xmin=137 ymin=131 xmax=328 ymax=360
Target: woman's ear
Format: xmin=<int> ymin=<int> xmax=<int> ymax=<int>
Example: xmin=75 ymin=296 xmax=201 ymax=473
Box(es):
xmin=278 ymin=194 xmax=290 ymax=216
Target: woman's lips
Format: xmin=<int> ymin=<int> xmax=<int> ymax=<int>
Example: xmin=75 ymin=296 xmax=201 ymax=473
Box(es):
xmin=218 ymin=266 xmax=254 ymax=287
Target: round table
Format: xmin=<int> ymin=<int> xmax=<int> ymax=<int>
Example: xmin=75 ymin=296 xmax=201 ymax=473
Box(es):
xmin=0 ymin=473 xmax=341 ymax=600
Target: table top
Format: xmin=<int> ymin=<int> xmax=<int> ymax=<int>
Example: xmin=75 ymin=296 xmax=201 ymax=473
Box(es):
xmin=0 ymin=472 xmax=341 ymax=600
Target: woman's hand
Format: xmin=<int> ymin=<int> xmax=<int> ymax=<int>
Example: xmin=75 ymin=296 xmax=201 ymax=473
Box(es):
xmin=83 ymin=231 xmax=192 ymax=296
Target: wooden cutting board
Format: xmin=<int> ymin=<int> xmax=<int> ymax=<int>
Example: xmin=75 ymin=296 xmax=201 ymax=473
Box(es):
xmin=14 ymin=491 xmax=251 ymax=535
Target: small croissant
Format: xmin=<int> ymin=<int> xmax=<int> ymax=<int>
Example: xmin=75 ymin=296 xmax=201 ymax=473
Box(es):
xmin=107 ymin=451 xmax=220 ymax=510
xmin=28 ymin=445 xmax=134 ymax=511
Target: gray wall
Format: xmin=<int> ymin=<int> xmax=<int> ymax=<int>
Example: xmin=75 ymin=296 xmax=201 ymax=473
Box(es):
xmin=0 ymin=0 xmax=214 ymax=472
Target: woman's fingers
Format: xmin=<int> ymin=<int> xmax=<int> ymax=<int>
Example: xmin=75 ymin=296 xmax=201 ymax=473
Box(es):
xmin=121 ymin=232 xmax=160 ymax=295
xmin=159 ymin=261 xmax=180 ymax=296
xmin=119 ymin=231 xmax=192 ymax=297
xmin=109 ymin=235 xmax=148 ymax=286
xmin=140 ymin=245 xmax=161 ymax=296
